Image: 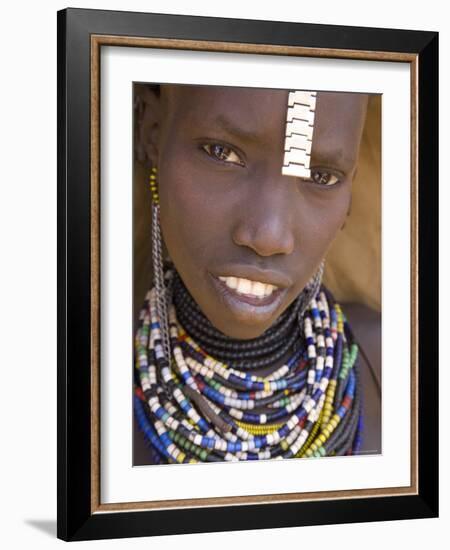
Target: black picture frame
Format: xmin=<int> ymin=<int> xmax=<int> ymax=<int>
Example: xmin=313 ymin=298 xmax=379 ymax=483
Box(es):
xmin=57 ymin=7 xmax=438 ymax=542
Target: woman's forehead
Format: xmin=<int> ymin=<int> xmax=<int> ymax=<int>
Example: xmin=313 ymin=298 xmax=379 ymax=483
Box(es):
xmin=164 ymin=85 xmax=288 ymax=128
xmin=164 ymin=84 xmax=365 ymax=120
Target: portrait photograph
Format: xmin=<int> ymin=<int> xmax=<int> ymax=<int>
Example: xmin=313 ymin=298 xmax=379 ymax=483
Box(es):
xmin=131 ymin=82 xmax=382 ymax=467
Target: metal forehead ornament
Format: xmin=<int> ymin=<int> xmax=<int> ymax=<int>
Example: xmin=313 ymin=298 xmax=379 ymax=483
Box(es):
xmin=282 ymin=90 xmax=317 ymax=178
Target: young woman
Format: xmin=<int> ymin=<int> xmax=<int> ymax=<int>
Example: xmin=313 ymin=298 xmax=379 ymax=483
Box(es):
xmin=132 ymin=84 xmax=381 ymax=465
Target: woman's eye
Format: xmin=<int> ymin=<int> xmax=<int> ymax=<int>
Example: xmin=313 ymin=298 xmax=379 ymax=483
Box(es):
xmin=309 ymin=169 xmax=341 ymax=187
xmin=202 ymin=143 xmax=245 ymax=167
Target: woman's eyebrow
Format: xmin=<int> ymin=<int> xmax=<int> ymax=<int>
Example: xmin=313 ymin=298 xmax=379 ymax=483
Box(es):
xmin=313 ymin=147 xmax=360 ymax=171
xmin=209 ymin=113 xmax=262 ymax=143
xmin=312 ymin=148 xmax=345 ymax=166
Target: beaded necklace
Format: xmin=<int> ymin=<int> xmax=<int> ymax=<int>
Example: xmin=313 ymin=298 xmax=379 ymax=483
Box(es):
xmin=134 ymin=266 xmax=363 ymax=465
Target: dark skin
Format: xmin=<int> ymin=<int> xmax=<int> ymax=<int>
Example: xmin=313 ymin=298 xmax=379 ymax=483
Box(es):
xmin=134 ymin=84 xmax=381 ymax=459
xmin=141 ymin=85 xmax=368 ymax=342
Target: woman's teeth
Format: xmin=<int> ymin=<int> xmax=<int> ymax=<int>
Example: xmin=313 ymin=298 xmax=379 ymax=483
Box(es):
xmin=218 ymin=276 xmax=278 ymax=298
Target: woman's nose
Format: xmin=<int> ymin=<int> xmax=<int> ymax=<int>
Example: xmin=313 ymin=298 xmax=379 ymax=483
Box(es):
xmin=231 ymin=180 xmax=295 ymax=257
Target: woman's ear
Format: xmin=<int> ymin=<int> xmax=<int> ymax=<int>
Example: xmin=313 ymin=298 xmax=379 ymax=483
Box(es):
xmin=134 ymin=84 xmax=161 ymax=168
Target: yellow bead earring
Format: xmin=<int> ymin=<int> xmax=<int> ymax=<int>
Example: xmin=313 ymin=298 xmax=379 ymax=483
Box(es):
xmin=149 ymin=166 xmax=159 ymax=204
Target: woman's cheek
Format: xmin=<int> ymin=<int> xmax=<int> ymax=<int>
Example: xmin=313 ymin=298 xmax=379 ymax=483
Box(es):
xmin=308 ymin=185 xmax=350 ymax=233
xmin=159 ymin=174 xmax=219 ymax=265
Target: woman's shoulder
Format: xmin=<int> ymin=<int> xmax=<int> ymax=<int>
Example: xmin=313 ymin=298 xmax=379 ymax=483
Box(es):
xmin=341 ymin=301 xmax=381 ymax=384
xmin=340 ymin=301 xmax=382 ymax=455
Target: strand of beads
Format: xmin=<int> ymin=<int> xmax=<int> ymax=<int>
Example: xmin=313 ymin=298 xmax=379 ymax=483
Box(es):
xmin=298 ymin=298 xmax=363 ymax=458
xmin=133 ymin=268 xmax=363 ymax=464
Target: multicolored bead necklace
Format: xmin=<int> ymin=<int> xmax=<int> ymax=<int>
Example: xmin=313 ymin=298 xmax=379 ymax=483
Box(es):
xmin=134 ymin=265 xmax=363 ymax=465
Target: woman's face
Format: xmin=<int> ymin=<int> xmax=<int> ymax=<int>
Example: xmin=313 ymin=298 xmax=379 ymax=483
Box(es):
xmin=147 ymin=85 xmax=368 ymax=339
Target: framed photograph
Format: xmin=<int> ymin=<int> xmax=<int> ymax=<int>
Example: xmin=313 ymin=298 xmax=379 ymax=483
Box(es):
xmin=57 ymin=7 xmax=438 ymax=541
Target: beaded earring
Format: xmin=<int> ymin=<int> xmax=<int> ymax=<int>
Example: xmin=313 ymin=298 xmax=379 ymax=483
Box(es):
xmin=305 ymin=258 xmax=325 ymax=303
xmin=149 ymin=165 xmax=159 ymax=204
xmin=149 ymin=166 xmax=172 ymax=367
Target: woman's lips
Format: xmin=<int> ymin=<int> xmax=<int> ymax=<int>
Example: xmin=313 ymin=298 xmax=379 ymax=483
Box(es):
xmin=208 ymin=272 xmax=288 ymax=323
